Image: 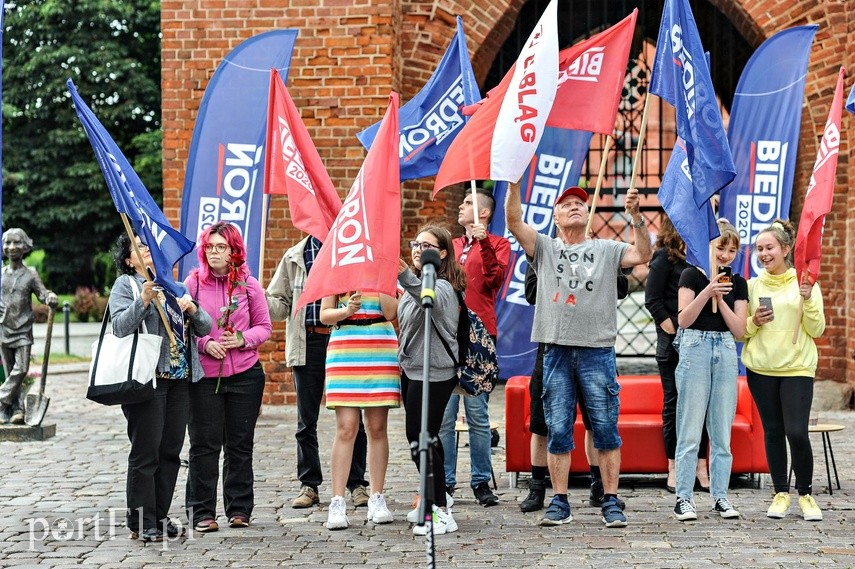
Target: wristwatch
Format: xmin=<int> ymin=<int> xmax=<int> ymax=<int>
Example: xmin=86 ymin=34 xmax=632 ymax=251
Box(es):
xmin=631 ymin=217 xmax=645 ymax=228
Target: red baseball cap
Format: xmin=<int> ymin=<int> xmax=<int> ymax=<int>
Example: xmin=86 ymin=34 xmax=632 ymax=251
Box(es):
xmin=555 ymin=186 xmax=588 ymax=206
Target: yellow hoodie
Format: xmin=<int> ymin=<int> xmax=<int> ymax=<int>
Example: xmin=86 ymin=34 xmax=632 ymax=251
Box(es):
xmin=742 ymin=268 xmax=825 ymax=377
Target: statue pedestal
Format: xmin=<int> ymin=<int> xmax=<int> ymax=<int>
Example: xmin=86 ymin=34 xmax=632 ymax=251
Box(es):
xmin=0 ymin=423 xmax=56 ymax=441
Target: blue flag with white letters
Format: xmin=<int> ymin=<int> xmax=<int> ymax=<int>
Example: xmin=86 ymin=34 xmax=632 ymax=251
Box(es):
xmin=68 ymin=80 xmax=194 ymax=298
xmin=356 ymin=16 xmax=480 ymax=180
xmin=718 ymin=26 xmax=815 ymax=278
xmin=650 ymin=0 xmax=735 ymax=208
xmin=488 ymin=126 xmax=592 ymax=379
xmin=659 ymin=138 xmax=719 ymax=275
xmin=846 ymin=78 xmax=855 ymax=114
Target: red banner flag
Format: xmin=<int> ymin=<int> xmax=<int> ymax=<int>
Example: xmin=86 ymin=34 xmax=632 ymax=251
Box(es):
xmin=434 ymin=9 xmax=637 ymax=195
xmin=263 ymin=69 xmax=342 ymax=241
xmin=295 ymin=92 xmax=401 ymax=313
xmin=794 ymin=66 xmax=845 ymax=285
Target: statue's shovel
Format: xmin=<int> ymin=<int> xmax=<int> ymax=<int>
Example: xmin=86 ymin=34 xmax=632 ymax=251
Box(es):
xmin=25 ymin=307 xmax=54 ymax=426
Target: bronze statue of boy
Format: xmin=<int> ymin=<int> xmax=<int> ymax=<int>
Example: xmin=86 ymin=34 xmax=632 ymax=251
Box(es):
xmin=0 ymin=228 xmax=58 ymax=424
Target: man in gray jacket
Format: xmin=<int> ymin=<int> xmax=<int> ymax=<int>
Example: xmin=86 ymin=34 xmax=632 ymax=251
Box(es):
xmin=266 ymin=236 xmax=369 ymax=509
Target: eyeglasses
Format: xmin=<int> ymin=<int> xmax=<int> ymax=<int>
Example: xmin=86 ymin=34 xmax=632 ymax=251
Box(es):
xmin=134 ymin=242 xmax=150 ymax=252
xmin=204 ymin=243 xmax=230 ymax=254
xmin=410 ymin=241 xmax=440 ymax=251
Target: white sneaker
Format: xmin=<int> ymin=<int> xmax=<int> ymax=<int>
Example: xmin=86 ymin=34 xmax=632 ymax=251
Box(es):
xmin=367 ymin=492 xmax=394 ymax=524
xmin=412 ymin=505 xmax=458 ymax=536
xmin=407 ymin=493 xmax=453 ymax=523
xmin=325 ymin=496 xmax=349 ymax=530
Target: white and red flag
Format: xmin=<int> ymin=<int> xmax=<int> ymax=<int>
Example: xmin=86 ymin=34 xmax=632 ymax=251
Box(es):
xmin=794 ymin=66 xmax=845 ymax=285
xmin=295 ymin=92 xmax=401 ymax=313
xmin=433 ymin=0 xmax=558 ymax=192
xmin=263 ymin=69 xmax=342 ymax=241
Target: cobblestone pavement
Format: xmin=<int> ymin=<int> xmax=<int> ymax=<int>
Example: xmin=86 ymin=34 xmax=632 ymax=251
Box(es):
xmin=1 ymin=366 xmax=854 ymax=568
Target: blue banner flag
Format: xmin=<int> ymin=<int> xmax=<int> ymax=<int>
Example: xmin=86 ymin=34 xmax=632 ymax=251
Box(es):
xmin=659 ymin=138 xmax=719 ymax=274
xmin=650 ymin=0 xmax=735 ymax=208
xmin=488 ymin=126 xmax=592 ymax=378
xmin=356 ymin=16 xmax=480 ymax=180
xmin=68 ymin=80 xmax=194 ymax=298
xmin=846 ymin=75 xmax=855 ymax=114
xmin=1 ymin=7 xmax=4 ymax=261
xmin=718 ymin=25 xmax=816 ymax=278
xmin=178 ymin=30 xmax=298 ymax=280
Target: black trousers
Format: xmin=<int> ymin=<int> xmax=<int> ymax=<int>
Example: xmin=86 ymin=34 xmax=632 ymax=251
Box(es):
xmin=747 ymin=370 xmax=814 ymax=494
xmin=185 ymin=362 xmax=265 ymax=523
xmin=293 ymin=332 xmax=368 ymax=492
xmin=122 ymin=378 xmax=189 ymax=532
xmin=401 ymin=372 xmax=457 ymax=508
xmin=657 ymin=330 xmax=707 ymax=460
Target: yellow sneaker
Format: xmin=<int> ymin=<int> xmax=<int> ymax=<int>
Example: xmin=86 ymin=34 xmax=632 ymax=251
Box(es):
xmin=798 ymin=494 xmax=823 ymax=521
xmin=766 ymin=492 xmax=791 ymax=518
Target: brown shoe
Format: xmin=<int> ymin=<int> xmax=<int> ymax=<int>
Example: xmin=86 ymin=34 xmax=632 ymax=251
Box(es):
xmin=350 ymin=485 xmax=370 ymax=508
xmin=229 ymin=514 xmax=249 ymax=528
xmin=194 ymin=518 xmax=219 ymax=533
xmin=291 ymin=486 xmax=320 ymax=509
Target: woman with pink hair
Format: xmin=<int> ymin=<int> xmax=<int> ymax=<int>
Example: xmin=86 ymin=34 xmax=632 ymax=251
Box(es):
xmin=184 ymin=222 xmax=272 ymax=532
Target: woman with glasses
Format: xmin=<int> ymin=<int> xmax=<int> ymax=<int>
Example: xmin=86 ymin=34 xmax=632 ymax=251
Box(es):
xmin=184 ymin=222 xmax=272 ymax=532
xmin=397 ymin=225 xmax=466 ymax=535
xmin=318 ymin=287 xmax=399 ymax=530
xmin=110 ymin=233 xmax=212 ymax=542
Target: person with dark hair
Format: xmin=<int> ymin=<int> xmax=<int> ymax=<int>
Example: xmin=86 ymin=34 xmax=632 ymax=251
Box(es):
xmin=506 ymin=184 xmax=652 ymax=528
xmin=0 ymin=228 xmax=58 ymax=424
xmin=109 ymin=233 xmax=211 ymax=542
xmin=645 ymin=215 xmax=710 ymax=492
xmin=438 ymin=188 xmax=510 ymax=507
xmin=743 ymin=219 xmax=825 ymax=521
xmin=184 ymin=221 xmax=272 ymax=532
xmin=398 ymin=225 xmax=466 ymax=535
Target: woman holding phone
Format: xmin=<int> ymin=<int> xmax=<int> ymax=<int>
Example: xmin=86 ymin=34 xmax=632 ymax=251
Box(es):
xmin=743 ymin=219 xmax=826 ymax=521
xmin=672 ymin=219 xmax=747 ymax=522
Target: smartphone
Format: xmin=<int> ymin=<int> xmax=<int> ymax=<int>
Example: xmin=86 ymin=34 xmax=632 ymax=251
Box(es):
xmin=759 ymin=296 xmax=774 ymax=313
xmin=717 ymin=266 xmax=732 ymax=284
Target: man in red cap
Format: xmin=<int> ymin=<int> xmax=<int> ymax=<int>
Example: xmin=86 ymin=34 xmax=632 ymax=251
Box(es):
xmin=505 ymin=183 xmax=652 ymax=528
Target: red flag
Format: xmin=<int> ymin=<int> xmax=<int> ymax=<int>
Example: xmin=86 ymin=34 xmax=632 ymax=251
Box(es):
xmin=434 ymin=9 xmax=637 ymax=195
xmin=794 ymin=66 xmax=845 ymax=285
xmin=263 ymin=69 xmax=342 ymax=241
xmin=295 ymin=92 xmax=401 ymax=313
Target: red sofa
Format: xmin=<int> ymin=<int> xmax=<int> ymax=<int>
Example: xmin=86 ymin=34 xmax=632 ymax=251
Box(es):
xmin=504 ymin=375 xmax=769 ymax=487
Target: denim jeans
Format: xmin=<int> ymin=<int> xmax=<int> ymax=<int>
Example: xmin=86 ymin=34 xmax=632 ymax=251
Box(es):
xmin=674 ymin=329 xmax=738 ymax=500
xmin=438 ymin=392 xmax=493 ymax=488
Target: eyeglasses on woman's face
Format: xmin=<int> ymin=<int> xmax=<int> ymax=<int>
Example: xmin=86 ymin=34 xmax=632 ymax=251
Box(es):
xmin=409 ymin=240 xmax=440 ymax=252
xmin=134 ymin=242 xmax=150 ymax=252
xmin=204 ymin=243 xmax=230 ymax=254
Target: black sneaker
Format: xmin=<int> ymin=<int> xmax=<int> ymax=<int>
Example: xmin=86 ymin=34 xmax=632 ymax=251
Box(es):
xmin=713 ymin=497 xmax=740 ymax=519
xmin=141 ymin=528 xmax=164 ymax=543
xmin=472 ymin=482 xmax=499 ymax=507
xmin=589 ymin=481 xmax=626 ymax=509
xmin=520 ymin=481 xmax=546 ymax=512
xmin=164 ymin=519 xmax=186 ymax=538
xmin=674 ymin=497 xmax=697 ymax=521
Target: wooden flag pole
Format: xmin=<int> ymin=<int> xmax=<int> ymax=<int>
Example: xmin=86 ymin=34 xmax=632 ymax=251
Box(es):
xmin=120 ymin=213 xmax=176 ymax=347
xmin=585 ymin=135 xmax=614 ymax=237
xmin=627 ymin=93 xmax=653 ymax=195
xmin=470 ymin=180 xmax=479 ymax=225
xmin=258 ymin=193 xmax=269 ymax=288
xmin=710 ymin=246 xmax=718 ymax=313
xmin=793 ymin=273 xmax=807 ymax=344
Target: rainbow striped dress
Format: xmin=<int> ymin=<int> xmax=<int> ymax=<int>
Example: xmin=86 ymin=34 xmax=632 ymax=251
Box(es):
xmin=325 ymin=294 xmax=401 ymax=408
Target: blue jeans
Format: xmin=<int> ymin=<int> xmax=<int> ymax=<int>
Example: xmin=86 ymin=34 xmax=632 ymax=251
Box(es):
xmin=542 ymin=345 xmax=621 ymax=454
xmin=438 ymin=392 xmax=493 ymax=487
xmin=674 ymin=329 xmax=738 ymax=500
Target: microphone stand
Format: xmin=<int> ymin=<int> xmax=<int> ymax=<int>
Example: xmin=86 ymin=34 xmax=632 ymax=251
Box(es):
xmin=414 ymin=281 xmax=437 ymax=567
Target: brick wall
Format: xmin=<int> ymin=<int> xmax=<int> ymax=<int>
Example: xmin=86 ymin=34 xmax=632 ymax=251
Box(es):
xmin=162 ymin=0 xmax=855 ymax=403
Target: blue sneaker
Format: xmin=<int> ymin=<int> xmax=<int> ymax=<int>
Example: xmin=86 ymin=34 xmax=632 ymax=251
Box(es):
xmin=539 ymin=496 xmax=573 ymax=526
xmin=601 ymin=496 xmax=627 ymax=528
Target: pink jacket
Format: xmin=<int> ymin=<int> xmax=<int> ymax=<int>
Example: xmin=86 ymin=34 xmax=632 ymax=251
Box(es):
xmin=186 ymin=272 xmax=272 ymax=378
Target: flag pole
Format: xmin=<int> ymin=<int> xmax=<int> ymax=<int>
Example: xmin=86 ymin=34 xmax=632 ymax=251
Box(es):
xmin=585 ymin=134 xmax=614 ymax=237
xmin=470 ymin=180 xmax=479 ymax=227
xmin=120 ymin=213 xmax=176 ymax=347
xmin=627 ymin=92 xmax=652 ymax=197
xmin=258 ymin=193 xmax=269 ymax=288
xmin=793 ymin=273 xmax=806 ymax=344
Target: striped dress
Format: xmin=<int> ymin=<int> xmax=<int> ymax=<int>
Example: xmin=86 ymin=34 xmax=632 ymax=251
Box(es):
xmin=325 ymin=294 xmax=401 ymax=408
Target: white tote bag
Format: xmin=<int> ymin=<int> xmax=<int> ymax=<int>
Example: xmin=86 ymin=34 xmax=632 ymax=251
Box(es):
xmin=87 ymin=279 xmax=163 ymax=406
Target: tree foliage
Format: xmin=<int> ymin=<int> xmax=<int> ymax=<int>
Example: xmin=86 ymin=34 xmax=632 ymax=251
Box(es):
xmin=2 ymin=0 xmax=161 ymax=292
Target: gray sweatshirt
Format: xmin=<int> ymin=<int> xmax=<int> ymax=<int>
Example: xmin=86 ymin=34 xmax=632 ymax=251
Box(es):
xmin=396 ymin=268 xmax=459 ymax=382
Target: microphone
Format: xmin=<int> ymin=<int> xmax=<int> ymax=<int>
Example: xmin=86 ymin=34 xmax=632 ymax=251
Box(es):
xmin=419 ymin=248 xmax=441 ymax=307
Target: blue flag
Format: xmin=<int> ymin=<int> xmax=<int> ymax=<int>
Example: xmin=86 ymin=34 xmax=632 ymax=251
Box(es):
xmin=68 ymin=80 xmax=194 ymax=298
xmin=0 ymin=7 xmax=4 ymax=267
xmin=846 ymin=77 xmax=855 ymax=115
xmin=650 ymin=0 xmax=735 ymax=208
xmin=178 ymin=30 xmax=298 ymax=280
xmin=488 ymin=126 xmax=592 ymax=378
xmin=659 ymin=138 xmax=720 ymax=274
xmin=356 ymin=16 xmax=480 ymax=180
xmin=718 ymin=26 xmax=816 ymax=278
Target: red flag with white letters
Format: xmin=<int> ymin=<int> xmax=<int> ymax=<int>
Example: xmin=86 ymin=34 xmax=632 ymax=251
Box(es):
xmin=794 ymin=66 xmax=845 ymax=285
xmin=294 ymin=92 xmax=401 ymax=313
xmin=263 ymin=69 xmax=342 ymax=241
